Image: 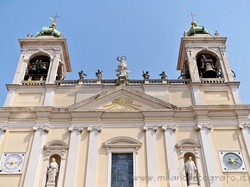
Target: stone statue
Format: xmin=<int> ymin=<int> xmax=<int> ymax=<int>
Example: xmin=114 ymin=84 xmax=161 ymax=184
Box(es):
xmin=159 ymin=71 xmax=167 ymax=79
xmin=47 ymin=158 xmax=59 ymax=184
xmin=78 ymin=70 xmax=87 ymax=80
xmin=96 ymin=69 xmax=103 ymax=80
xmin=116 ymin=56 xmax=129 ymax=77
xmin=185 ymin=156 xmax=197 ymax=185
xmin=142 ymin=71 xmax=149 ymax=80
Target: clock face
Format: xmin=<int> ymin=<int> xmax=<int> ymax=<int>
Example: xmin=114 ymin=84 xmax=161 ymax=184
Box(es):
xmin=223 ymin=153 xmax=243 ymax=169
xmin=0 ymin=153 xmax=25 ymax=174
xmin=219 ymin=151 xmax=246 ymax=172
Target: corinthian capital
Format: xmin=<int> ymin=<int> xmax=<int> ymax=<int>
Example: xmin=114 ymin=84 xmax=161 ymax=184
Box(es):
xmin=195 ymin=123 xmax=213 ymax=131
xmin=238 ymin=123 xmax=250 ymax=130
xmin=33 ymin=125 xmax=49 ymax=133
xmin=87 ymin=126 xmax=102 ymax=132
xmin=143 ymin=125 xmax=158 ymax=132
xmin=68 ymin=126 xmax=83 ymax=133
xmin=0 ymin=126 xmax=7 ymax=133
xmin=161 ymin=125 xmax=176 ymax=132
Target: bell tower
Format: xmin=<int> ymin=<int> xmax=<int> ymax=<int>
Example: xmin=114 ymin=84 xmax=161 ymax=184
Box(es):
xmin=5 ymin=17 xmax=71 ymax=106
xmin=177 ymin=20 xmax=241 ymax=105
xmin=13 ymin=17 xmax=70 ymax=85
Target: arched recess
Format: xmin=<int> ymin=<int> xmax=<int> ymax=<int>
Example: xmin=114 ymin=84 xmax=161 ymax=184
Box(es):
xmin=176 ymin=139 xmax=203 ymax=187
xmin=41 ymin=141 xmax=68 ymax=187
xmin=103 ymin=137 xmax=142 ymax=187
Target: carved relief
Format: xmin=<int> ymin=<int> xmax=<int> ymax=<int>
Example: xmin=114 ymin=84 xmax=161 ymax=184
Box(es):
xmin=103 ymin=97 xmax=141 ymax=110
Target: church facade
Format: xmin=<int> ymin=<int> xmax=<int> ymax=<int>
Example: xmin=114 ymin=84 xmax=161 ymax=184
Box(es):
xmin=0 ymin=20 xmax=249 ymax=187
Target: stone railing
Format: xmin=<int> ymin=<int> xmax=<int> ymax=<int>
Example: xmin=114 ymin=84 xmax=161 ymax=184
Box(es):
xmin=54 ymin=79 xmax=191 ymax=86
xmin=22 ymin=80 xmax=46 ymax=86
xmin=201 ymin=78 xmax=225 ymax=84
xmin=21 ymin=78 xmax=226 ymax=86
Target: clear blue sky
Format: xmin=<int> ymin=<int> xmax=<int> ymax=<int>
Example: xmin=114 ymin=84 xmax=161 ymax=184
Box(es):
xmin=1 ymin=0 xmax=250 ymax=106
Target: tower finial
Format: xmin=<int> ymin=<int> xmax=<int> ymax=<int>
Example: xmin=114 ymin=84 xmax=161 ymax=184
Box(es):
xmin=189 ymin=13 xmax=197 ymax=26
xmin=50 ymin=14 xmax=59 ymax=27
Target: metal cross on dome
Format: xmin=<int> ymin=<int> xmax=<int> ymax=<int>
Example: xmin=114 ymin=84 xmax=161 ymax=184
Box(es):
xmin=50 ymin=14 xmax=59 ymax=23
xmin=188 ymin=13 xmax=196 ymax=22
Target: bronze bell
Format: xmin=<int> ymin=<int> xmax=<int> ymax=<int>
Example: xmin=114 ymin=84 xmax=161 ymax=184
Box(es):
xmin=38 ymin=62 xmax=48 ymax=74
xmin=203 ymin=62 xmax=217 ymax=78
xmin=29 ymin=64 xmax=37 ymax=74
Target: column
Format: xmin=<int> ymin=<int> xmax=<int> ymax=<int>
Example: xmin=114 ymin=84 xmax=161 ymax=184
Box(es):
xmin=162 ymin=125 xmax=179 ymax=187
xmin=239 ymin=123 xmax=250 ymax=158
xmin=23 ymin=125 xmax=49 ymax=187
xmin=85 ymin=126 xmax=102 ymax=187
xmin=64 ymin=126 xmax=83 ymax=187
xmin=143 ymin=125 xmax=158 ymax=187
xmin=196 ymin=123 xmax=221 ymax=187
xmin=0 ymin=125 xmax=7 ymax=144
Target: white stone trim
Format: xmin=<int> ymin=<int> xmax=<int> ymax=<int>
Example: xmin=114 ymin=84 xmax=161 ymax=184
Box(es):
xmin=63 ymin=126 xmax=83 ymax=187
xmin=144 ymin=125 xmax=158 ymax=187
xmin=23 ymin=125 xmax=48 ymax=187
xmin=104 ymin=137 xmax=142 ymax=187
xmin=106 ymin=148 xmax=138 ymax=187
xmin=85 ymin=126 xmax=101 ymax=187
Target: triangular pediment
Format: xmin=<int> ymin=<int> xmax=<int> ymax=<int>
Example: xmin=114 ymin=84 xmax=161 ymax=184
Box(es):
xmin=68 ymin=86 xmax=177 ymax=111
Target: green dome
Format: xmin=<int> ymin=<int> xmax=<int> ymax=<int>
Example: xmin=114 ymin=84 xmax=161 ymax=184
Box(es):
xmin=185 ymin=22 xmax=210 ymax=36
xmin=37 ymin=23 xmax=62 ymax=38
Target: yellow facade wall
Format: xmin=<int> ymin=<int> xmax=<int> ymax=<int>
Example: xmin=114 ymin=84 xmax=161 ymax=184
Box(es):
xmin=213 ymin=129 xmax=250 ymax=187
xmin=0 ymin=130 xmax=33 ymax=187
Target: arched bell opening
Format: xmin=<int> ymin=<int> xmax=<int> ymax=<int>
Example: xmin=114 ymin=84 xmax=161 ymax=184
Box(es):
xmin=24 ymin=55 xmax=50 ymax=81
xmin=196 ymin=53 xmax=222 ymax=78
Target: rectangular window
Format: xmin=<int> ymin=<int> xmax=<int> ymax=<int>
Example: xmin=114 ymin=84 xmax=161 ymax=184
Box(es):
xmin=111 ymin=153 xmax=133 ymax=187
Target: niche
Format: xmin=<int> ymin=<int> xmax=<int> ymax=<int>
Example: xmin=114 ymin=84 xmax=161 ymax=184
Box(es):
xmin=46 ymin=155 xmax=61 ymax=187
